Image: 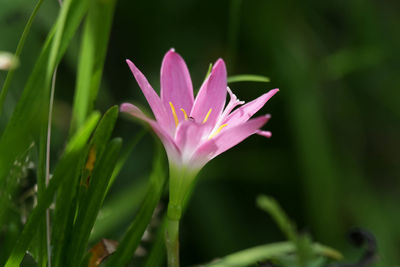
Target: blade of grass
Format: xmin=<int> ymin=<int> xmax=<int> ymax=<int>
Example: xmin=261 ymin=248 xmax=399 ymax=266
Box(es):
xmin=202 ymin=242 xmax=341 ymax=267
xmin=37 ymin=0 xmax=91 ymax=263
xmin=256 ymin=195 xmax=297 ymax=242
xmin=227 ymin=74 xmax=270 ymax=83
xmin=104 ymin=144 xmax=167 ymax=267
xmin=256 ymin=195 xmax=310 ymax=267
xmin=67 ymin=138 xmax=122 ymax=266
xmin=90 ymin=179 xmax=147 ymax=242
xmin=107 ymin=129 xmax=146 ymax=191
xmin=4 ymin=112 xmax=100 ymax=267
xmin=203 ymin=242 xmax=295 ymax=267
xmin=52 ymin=106 xmax=119 ymax=267
xmin=144 ymin=217 xmax=167 ymax=267
xmin=0 ymin=0 xmax=91 ymax=225
xmin=70 ymin=0 xmax=117 ymax=134
xmin=0 ymin=0 xmax=44 ymax=115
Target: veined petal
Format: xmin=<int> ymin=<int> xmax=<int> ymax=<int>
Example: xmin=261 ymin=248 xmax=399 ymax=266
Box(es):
xmin=194 ymin=115 xmax=271 ymax=161
xmin=224 ymin=88 xmax=278 ymax=127
xmin=126 ymin=59 xmax=173 ymax=133
xmin=120 ymin=103 xmax=180 ymax=162
xmin=161 ymin=49 xmax=194 ymax=122
xmin=175 ymin=120 xmax=208 ymax=164
xmin=190 ymin=59 xmax=227 ymax=126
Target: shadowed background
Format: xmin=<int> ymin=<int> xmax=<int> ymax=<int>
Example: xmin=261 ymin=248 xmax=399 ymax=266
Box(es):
xmin=1 ymin=0 xmax=399 ymax=266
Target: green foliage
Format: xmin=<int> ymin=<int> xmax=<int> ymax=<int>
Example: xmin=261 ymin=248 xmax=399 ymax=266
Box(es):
xmin=256 ymin=195 xmax=342 ymax=266
xmin=104 ymin=144 xmax=167 ymax=266
xmin=70 ymin=0 xmax=117 ymax=134
xmin=0 ymin=0 xmax=44 ymax=114
xmin=227 ymin=74 xmax=270 ymax=83
xmin=4 ymin=112 xmax=100 ymax=267
xmin=1 ymin=0 xmax=398 ymax=266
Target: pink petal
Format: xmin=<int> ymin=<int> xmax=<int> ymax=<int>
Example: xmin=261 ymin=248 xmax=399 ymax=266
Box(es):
xmin=256 ymin=130 xmax=272 ymax=138
xmin=175 ymin=120 xmax=209 ymax=163
xmin=224 ymin=89 xmax=278 ymax=127
xmin=161 ymin=49 xmax=194 ymax=122
xmin=126 ymin=59 xmax=174 ymax=133
xmin=120 ymin=103 xmax=180 ymax=162
xmin=190 ymin=59 xmax=227 ymax=126
xmin=194 ymin=115 xmax=271 ymax=161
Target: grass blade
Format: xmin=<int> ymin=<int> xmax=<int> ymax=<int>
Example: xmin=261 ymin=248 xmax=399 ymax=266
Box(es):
xmin=0 ymin=0 xmax=91 ymax=225
xmin=52 ymin=106 xmax=119 ymax=266
xmin=0 ymin=0 xmax=44 ymax=115
xmin=256 ymin=195 xmax=297 ymax=242
xmin=227 ymin=74 xmax=270 ymax=83
xmin=70 ymin=0 xmax=117 ymax=134
xmin=202 ymin=241 xmax=341 ymax=267
xmin=104 ymin=144 xmax=167 ymax=267
xmin=4 ymin=112 xmax=100 ymax=267
xmin=67 ymin=138 xmax=122 ymax=266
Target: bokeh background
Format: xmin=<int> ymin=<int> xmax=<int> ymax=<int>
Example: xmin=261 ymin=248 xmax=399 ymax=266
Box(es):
xmin=1 ymin=0 xmax=399 ymax=266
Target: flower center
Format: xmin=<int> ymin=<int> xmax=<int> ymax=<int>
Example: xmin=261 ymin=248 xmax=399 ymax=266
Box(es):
xmin=169 ymin=101 xmax=213 ymax=127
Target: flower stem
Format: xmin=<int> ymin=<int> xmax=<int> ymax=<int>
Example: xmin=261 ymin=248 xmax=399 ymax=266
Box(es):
xmin=165 ymin=216 xmax=180 ymax=267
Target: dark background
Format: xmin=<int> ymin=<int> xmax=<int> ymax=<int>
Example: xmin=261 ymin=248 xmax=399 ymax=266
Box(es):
xmin=1 ymin=0 xmax=399 ymax=266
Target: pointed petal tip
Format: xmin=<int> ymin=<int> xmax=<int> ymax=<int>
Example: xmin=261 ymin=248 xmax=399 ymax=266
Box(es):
xmin=170 ymin=48 xmax=175 ymax=52
xmin=256 ymin=130 xmax=272 ymax=138
xmin=120 ymin=103 xmax=134 ymax=112
xmin=214 ymin=58 xmax=226 ymax=69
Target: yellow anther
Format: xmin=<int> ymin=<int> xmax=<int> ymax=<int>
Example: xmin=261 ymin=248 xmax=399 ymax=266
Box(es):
xmin=209 ymin=124 xmax=228 ymax=139
xmin=169 ymin=102 xmax=179 ymax=127
xmin=202 ymin=108 xmax=212 ymax=124
xmin=180 ymin=108 xmax=189 ymax=120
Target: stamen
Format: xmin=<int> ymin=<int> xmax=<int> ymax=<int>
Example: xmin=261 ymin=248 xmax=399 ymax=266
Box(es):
xmin=169 ymin=102 xmax=179 ymax=127
xmin=209 ymin=124 xmax=228 ymax=139
xmin=202 ymin=108 xmax=212 ymax=123
xmin=180 ymin=108 xmax=188 ymax=120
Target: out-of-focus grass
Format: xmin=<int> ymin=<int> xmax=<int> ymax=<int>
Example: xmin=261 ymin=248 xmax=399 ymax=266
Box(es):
xmin=1 ymin=0 xmax=399 ymax=266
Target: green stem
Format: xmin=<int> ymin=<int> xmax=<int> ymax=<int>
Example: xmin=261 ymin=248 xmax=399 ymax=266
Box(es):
xmin=165 ymin=216 xmax=180 ymax=267
xmin=165 ymin=164 xmax=199 ymax=267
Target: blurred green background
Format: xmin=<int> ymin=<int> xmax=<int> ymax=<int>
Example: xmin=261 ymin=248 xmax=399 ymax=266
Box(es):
xmin=1 ymin=0 xmax=399 ymax=266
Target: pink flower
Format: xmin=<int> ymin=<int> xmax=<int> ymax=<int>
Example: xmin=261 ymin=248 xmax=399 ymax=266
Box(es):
xmin=121 ymin=49 xmax=278 ymax=172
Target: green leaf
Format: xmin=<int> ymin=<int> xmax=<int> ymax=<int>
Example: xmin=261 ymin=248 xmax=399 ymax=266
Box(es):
xmin=256 ymin=195 xmax=343 ymax=266
xmin=201 ymin=242 xmax=342 ymax=267
xmin=256 ymin=195 xmax=297 ymax=242
xmin=144 ymin=217 xmax=167 ymax=267
xmin=70 ymin=0 xmax=117 ymax=134
xmin=104 ymin=144 xmax=167 ymax=267
xmin=0 ymin=0 xmax=44 ymax=114
xmin=203 ymin=242 xmax=296 ymax=267
xmin=107 ymin=129 xmax=146 ymax=192
xmin=90 ymin=179 xmax=147 ymax=242
xmin=4 ymin=112 xmax=100 ymax=267
xmin=227 ymin=74 xmax=270 ymax=83
xmin=53 ymin=106 xmax=119 ymax=266
xmin=0 ymin=0 xmax=91 ymax=225
xmin=67 ymin=137 xmax=122 ymax=266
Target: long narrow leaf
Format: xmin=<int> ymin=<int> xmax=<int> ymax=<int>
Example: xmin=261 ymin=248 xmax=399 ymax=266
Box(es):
xmin=70 ymin=0 xmax=117 ymax=134
xmin=105 ymin=144 xmax=167 ymax=266
xmin=202 ymin=242 xmax=342 ymax=267
xmin=53 ymin=106 xmax=119 ymax=266
xmin=4 ymin=112 xmax=100 ymax=267
xmin=0 ymin=0 xmax=91 ymax=225
xmin=0 ymin=0 xmax=44 ymax=114
xmin=227 ymin=74 xmax=270 ymax=83
xmin=68 ymin=138 xmax=122 ymax=266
